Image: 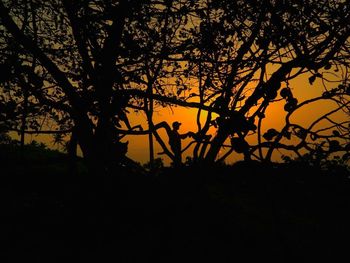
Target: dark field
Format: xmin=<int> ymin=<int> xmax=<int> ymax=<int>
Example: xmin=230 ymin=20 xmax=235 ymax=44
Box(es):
xmin=1 ymin=145 xmax=350 ymax=262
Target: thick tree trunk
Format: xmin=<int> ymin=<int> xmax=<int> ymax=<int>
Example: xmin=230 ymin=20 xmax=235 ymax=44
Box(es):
xmin=77 ymin=116 xmax=127 ymax=175
xmin=72 ymin=115 xmax=103 ymax=174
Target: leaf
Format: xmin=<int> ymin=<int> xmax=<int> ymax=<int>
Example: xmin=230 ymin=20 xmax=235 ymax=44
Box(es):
xmin=332 ymin=130 xmax=340 ymax=136
xmin=322 ymin=91 xmax=332 ymax=98
xmin=284 ymin=97 xmax=298 ymax=112
xmin=263 ymin=133 xmax=273 ymax=141
xmin=257 ymin=112 xmax=265 ymax=119
xmin=263 ymin=128 xmax=279 ymax=141
xmin=280 ymin=88 xmax=292 ymax=99
xmin=265 ymin=89 xmax=277 ymax=100
xmin=324 ymin=63 xmax=332 ymax=70
xmin=310 ymin=133 xmax=318 ymax=141
xmin=284 ymin=102 xmax=294 ymax=112
xmin=283 ymin=131 xmax=291 ymax=140
xmin=231 ymin=137 xmax=249 ymax=153
xmin=294 ymin=128 xmax=307 ymax=139
xmin=308 ymin=75 xmax=316 ymax=85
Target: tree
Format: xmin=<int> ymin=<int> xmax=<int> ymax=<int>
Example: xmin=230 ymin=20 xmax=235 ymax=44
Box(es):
xmin=162 ymin=0 xmax=350 ymax=164
xmin=1 ymin=0 xmax=349 ymax=170
xmin=0 ymin=0 xmax=193 ymax=172
xmin=126 ymin=0 xmax=350 ymax=165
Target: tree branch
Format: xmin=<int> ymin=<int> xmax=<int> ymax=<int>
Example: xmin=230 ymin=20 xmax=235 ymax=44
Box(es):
xmin=0 ymin=2 xmax=83 ymax=114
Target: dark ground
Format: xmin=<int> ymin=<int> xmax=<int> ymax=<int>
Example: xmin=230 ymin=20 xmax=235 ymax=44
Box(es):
xmin=1 ymin=145 xmax=350 ymax=262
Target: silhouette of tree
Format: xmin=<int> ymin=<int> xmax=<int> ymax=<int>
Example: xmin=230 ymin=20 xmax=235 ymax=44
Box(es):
xmin=121 ymin=0 xmax=350 ymax=165
xmin=1 ymin=0 xmax=349 ymax=170
xmin=165 ymin=0 xmax=350 ymax=164
xmin=0 ymin=0 xmax=194 ymax=172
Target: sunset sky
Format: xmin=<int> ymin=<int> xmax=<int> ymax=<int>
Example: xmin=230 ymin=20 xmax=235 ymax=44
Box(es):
xmin=9 ymin=65 xmax=346 ymax=167
xmin=124 ymin=72 xmax=346 ymax=165
xmin=4 ymin=1 xmax=348 ymax=167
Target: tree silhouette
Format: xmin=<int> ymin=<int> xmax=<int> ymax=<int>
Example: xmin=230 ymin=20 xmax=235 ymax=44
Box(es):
xmin=179 ymin=0 xmax=350 ymax=163
xmin=1 ymin=0 xmax=349 ymax=170
xmin=119 ymin=0 xmax=350 ymax=165
xmin=0 ymin=0 xmax=193 ymax=171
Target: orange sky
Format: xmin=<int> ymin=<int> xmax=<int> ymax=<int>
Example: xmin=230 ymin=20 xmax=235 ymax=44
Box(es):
xmin=11 ymin=69 xmax=347 ymax=166
xmin=124 ymin=70 xmax=347 ymax=165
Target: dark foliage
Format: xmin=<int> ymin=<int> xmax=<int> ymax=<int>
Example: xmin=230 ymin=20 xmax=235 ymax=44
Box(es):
xmin=1 ymin=143 xmax=350 ymax=262
xmin=0 ymin=1 xmax=349 ymax=260
xmin=1 ymin=0 xmax=349 ymax=169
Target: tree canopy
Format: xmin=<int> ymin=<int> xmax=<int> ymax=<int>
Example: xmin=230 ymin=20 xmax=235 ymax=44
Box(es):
xmin=0 ymin=0 xmax=349 ymax=171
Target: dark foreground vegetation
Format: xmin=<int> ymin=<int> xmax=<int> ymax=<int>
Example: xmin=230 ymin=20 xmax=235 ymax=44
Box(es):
xmin=1 ymin=1 xmax=350 ymax=261
xmin=1 ymin=143 xmax=350 ymax=263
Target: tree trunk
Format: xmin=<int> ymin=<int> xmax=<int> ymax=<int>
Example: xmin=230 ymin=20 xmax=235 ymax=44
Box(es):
xmin=73 ymin=115 xmax=101 ymax=173
xmin=78 ymin=116 xmax=127 ymax=175
xmin=204 ymin=128 xmax=229 ymax=162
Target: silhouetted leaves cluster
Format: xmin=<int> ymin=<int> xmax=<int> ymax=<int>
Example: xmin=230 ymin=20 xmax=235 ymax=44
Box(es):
xmin=0 ymin=0 xmax=349 ymax=167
